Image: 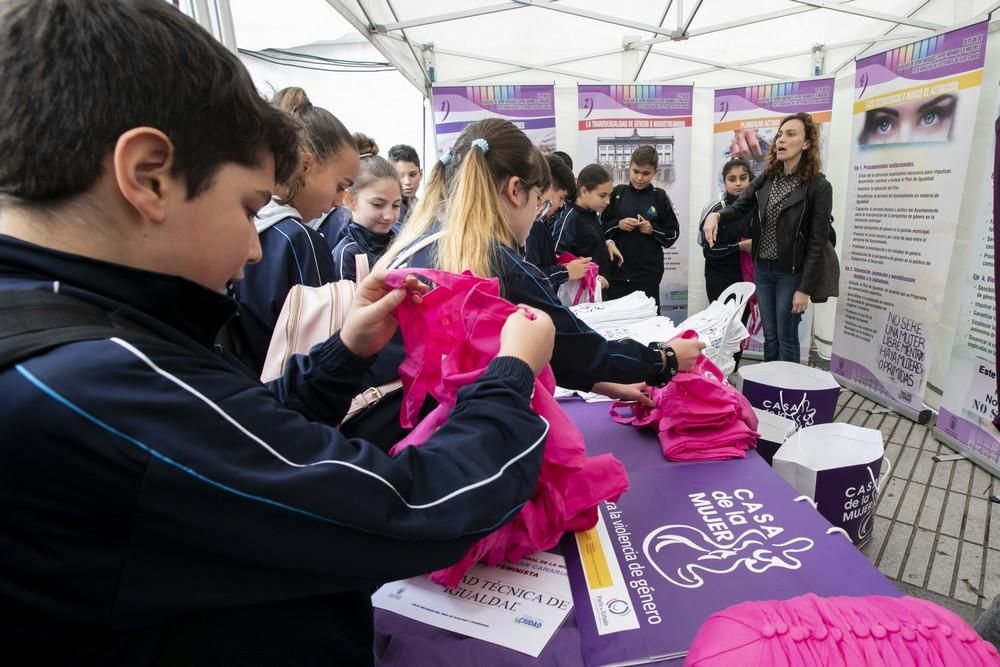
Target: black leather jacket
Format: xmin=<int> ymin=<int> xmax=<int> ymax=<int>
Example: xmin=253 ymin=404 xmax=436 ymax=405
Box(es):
xmin=718 ymin=171 xmax=833 ymax=296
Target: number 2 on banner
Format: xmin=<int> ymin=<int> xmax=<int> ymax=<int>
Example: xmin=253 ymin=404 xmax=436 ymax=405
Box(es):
xmin=583 ymin=97 xmax=594 ymax=119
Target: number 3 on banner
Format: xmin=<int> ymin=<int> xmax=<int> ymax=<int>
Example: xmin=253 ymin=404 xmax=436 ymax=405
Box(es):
xmin=718 ymin=100 xmax=729 ymax=122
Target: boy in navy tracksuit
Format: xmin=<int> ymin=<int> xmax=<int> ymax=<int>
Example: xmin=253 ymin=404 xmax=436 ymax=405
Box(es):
xmin=0 ymin=2 xmax=556 ymax=665
xmin=388 ymin=144 xmax=422 ymax=226
xmin=601 ymin=145 xmax=680 ymax=310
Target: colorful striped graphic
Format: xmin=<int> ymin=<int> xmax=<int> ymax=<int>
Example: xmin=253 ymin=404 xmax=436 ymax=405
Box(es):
xmin=884 ymin=34 xmax=943 ymax=73
xmin=746 ymin=81 xmax=803 ymax=104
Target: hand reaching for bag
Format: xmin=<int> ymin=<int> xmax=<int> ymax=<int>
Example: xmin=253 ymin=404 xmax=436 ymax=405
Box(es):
xmin=340 ymin=270 xmax=427 ymax=358
xmin=499 ymin=306 xmax=555 ymax=376
xmin=668 ymin=338 xmax=707 ymax=372
xmin=592 ymin=382 xmax=654 ymax=407
xmin=566 ymin=257 xmax=592 ymax=280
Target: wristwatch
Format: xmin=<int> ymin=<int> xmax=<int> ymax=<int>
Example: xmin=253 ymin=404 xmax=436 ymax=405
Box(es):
xmin=648 ymin=341 xmax=679 ymax=385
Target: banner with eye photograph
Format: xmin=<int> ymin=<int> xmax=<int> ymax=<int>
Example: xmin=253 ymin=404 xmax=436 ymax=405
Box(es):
xmin=577 ymin=84 xmax=693 ymax=321
xmin=710 ymin=78 xmax=834 ymax=362
xmin=932 ymin=114 xmax=1000 ymax=477
xmin=830 ymin=21 xmax=988 ymax=422
xmin=431 ymin=85 xmax=556 ymax=157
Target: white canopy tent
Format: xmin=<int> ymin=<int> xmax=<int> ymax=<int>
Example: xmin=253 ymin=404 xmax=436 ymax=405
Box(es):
xmin=185 ymin=0 xmax=1000 ymax=407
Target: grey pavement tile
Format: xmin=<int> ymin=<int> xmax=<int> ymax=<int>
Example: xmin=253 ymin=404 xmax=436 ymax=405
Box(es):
xmin=884 ymin=443 xmax=903 ymax=476
xmin=929 ymin=458 xmax=954 ymax=490
xmin=951 ymin=460 xmax=973 ymax=494
xmin=895 ymin=482 xmax=926 ymax=525
xmin=889 ymin=419 xmax=912 ymax=445
xmin=985 ymin=549 xmax=1000 ymax=602
xmin=964 ymin=497 xmax=989 ymax=545
xmin=861 ymin=522 xmax=889 ymax=564
xmin=905 ymin=422 xmax=927 ymax=447
xmin=927 ymin=535 xmax=959 ymax=596
xmin=877 ymin=522 xmax=913 ymax=580
xmin=909 ymin=449 xmax=936 ymax=485
xmin=954 ymin=541 xmax=987 ymax=606
xmin=940 ymin=492 xmax=968 ymax=539
xmin=900 ymin=528 xmax=936 ymax=586
xmin=892 ymin=445 xmax=919 ymax=480
xmin=878 ymin=415 xmax=899 ymax=442
xmin=917 ymin=486 xmax=946 ymax=531
xmin=876 ymin=478 xmax=906 ymax=519
xmin=972 ymin=464 xmax=994 ymax=497
xmin=990 ymin=499 xmax=1000 ymax=547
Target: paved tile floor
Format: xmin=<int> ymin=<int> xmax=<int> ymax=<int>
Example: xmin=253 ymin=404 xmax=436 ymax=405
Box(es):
xmin=740 ymin=357 xmax=998 ymax=625
xmin=834 ymin=389 xmax=999 ymax=625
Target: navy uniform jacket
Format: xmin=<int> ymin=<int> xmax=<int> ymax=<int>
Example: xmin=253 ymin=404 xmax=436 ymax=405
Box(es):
xmin=330 ymin=222 xmax=396 ymax=282
xmin=0 ymin=234 xmax=546 ymax=665
xmin=317 ymin=206 xmax=353 ymax=253
xmin=522 ymin=218 xmax=568 ymax=294
xmin=552 ymin=204 xmax=612 ymax=280
xmin=232 ymin=201 xmax=335 ymax=373
xmin=601 ymin=184 xmax=679 ymax=283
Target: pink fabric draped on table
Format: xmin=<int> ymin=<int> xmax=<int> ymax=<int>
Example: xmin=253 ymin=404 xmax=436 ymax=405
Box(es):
xmin=385 ymin=268 xmax=629 ymax=588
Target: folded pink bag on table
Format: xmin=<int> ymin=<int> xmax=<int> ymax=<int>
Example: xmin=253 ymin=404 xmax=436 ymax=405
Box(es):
xmin=610 ymin=330 xmax=758 ymax=462
xmin=385 ymin=268 xmax=629 ymax=587
xmin=685 ymin=593 xmax=1000 ymax=666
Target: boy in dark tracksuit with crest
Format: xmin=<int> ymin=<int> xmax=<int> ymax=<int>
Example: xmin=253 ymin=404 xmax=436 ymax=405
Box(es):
xmin=601 ymin=145 xmax=679 ymax=311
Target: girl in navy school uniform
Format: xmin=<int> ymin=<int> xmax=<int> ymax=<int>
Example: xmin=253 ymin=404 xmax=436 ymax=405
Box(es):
xmin=523 ymin=154 xmax=591 ymax=295
xmin=551 ymin=164 xmax=617 ymax=293
xmin=343 ymin=120 xmax=706 ymax=447
xmin=232 ymin=87 xmax=360 ymax=373
xmin=330 ymin=136 xmax=401 ymax=282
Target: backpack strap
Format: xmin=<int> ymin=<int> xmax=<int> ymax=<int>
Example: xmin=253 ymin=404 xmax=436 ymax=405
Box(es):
xmin=0 ymin=290 xmax=140 ymax=368
xmin=354 ymin=252 xmax=371 ymax=283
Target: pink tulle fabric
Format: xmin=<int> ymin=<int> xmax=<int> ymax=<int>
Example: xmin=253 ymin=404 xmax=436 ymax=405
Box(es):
xmin=385 ymin=268 xmax=629 ymax=587
xmin=739 ymin=244 xmax=762 ymax=350
xmin=610 ymin=330 xmax=759 ymax=461
xmin=556 ymin=251 xmax=599 ymax=305
xmin=685 ymin=593 xmax=1000 ymax=667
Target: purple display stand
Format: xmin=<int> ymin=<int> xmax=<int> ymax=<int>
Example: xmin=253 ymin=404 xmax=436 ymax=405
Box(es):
xmin=738 ymin=361 xmax=841 ymax=429
xmin=374 ymin=400 xmax=897 ymax=667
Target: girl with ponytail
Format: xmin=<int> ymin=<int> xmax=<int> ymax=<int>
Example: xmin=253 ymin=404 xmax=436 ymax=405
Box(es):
xmin=233 ymin=87 xmax=360 ymax=373
xmin=346 ymin=120 xmax=705 ymax=444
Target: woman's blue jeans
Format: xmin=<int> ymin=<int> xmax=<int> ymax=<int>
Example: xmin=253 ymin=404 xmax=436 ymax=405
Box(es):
xmin=755 ymin=261 xmax=802 ymax=362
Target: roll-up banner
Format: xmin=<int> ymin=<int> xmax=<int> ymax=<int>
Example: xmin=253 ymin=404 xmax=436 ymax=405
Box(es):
xmin=933 ymin=115 xmax=1000 ymax=477
xmin=710 ymin=79 xmax=835 ymax=362
xmin=577 ymin=84 xmax=693 ymax=321
xmin=830 ymin=22 xmax=989 ymax=423
xmin=431 ymin=84 xmax=556 ymax=156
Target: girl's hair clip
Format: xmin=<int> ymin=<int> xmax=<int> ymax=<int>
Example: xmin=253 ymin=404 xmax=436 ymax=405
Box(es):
xmin=358 ymin=152 xmax=374 ymax=159
xmin=470 ymin=138 xmax=489 ymax=154
xmin=439 ymin=151 xmax=453 ymax=166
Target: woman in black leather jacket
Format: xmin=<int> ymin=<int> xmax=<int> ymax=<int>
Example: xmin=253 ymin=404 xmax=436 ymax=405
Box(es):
xmin=702 ymin=112 xmax=832 ymax=362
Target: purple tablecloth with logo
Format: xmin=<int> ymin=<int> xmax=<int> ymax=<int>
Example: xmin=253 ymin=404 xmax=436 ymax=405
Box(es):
xmin=374 ymin=399 xmax=897 ymax=666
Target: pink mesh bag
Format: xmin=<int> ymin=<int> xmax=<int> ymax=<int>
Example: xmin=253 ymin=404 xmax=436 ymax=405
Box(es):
xmin=385 ymin=268 xmax=629 ymax=587
xmin=685 ymin=593 xmax=1000 ymax=666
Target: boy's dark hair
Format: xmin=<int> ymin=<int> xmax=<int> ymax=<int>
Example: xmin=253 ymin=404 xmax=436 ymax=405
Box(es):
xmin=545 ymin=155 xmax=575 ymax=196
xmin=630 ymin=145 xmax=659 ymax=169
xmin=0 ymin=0 xmax=300 ymax=204
xmin=551 ymin=151 xmax=573 ymax=171
xmin=577 ymin=163 xmax=613 ymax=191
xmin=388 ymin=144 xmax=421 ymax=168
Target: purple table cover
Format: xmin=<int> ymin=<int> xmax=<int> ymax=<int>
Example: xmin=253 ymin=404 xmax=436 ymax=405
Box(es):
xmin=374 ymin=400 xmax=898 ymax=666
